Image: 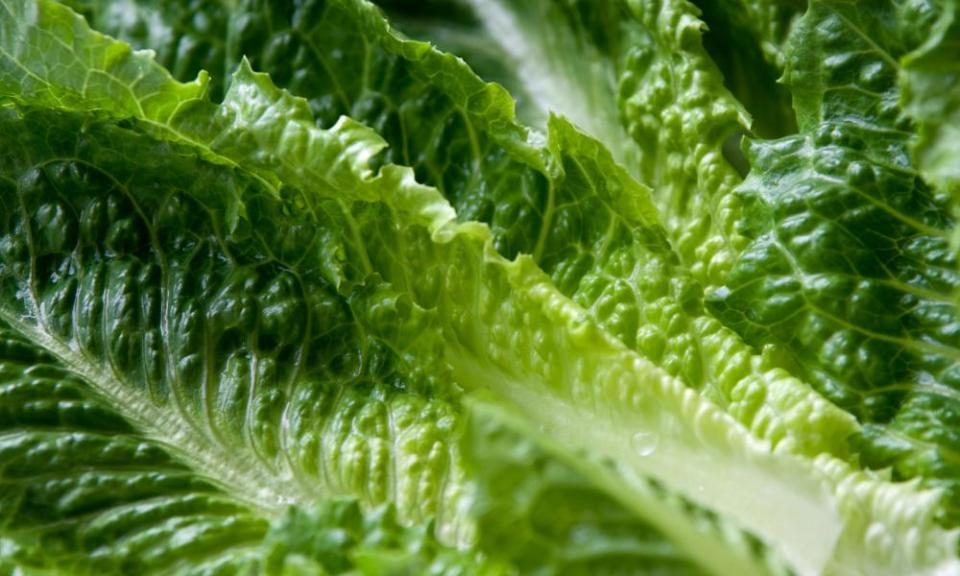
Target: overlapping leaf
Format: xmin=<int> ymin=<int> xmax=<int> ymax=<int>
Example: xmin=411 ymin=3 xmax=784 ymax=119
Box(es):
xmin=0 ymin=2 xmax=796 ymax=574
xmin=378 ymin=0 xmax=752 ymax=286
xmin=54 ymin=0 xmax=868 ymax=467
xmin=900 ymin=0 xmax=960 ymax=199
xmin=0 ymin=104 xmax=484 ymax=573
xmin=2 ymin=1 xmax=960 ymax=574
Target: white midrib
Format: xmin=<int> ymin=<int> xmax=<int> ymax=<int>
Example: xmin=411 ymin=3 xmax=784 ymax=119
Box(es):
xmin=445 ymin=342 xmax=842 ymax=576
xmin=0 ymin=307 xmax=306 ymax=514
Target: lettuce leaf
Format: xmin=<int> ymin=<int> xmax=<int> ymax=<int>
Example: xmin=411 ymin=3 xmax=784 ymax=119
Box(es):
xmin=0 ymin=104 xmax=489 ymax=574
xmin=707 ymin=0 xmax=960 ymax=529
xmin=67 ymin=0 xmax=751 ymax=286
xmin=52 ymin=0 xmax=870 ymax=466
xmin=900 ymin=0 xmax=960 ymax=199
xmin=419 ymin=0 xmax=752 ymax=287
xmin=1 ymin=0 xmax=960 ymax=574
xmin=0 ymin=3 xmax=792 ymax=574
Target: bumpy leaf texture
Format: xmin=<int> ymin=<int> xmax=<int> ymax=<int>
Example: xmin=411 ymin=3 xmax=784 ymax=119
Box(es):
xmin=708 ymin=0 xmax=960 ymax=527
xmin=900 ymin=0 xmax=960 ymax=199
xmin=433 ymin=0 xmax=753 ymax=288
xmin=0 ymin=2 xmax=799 ymax=574
xmin=0 ymin=103 xmax=485 ymax=573
xmin=67 ymin=0 xmax=753 ymax=287
xmin=60 ymin=0 xmax=863 ymax=466
xmin=1 ymin=0 xmax=960 ymax=575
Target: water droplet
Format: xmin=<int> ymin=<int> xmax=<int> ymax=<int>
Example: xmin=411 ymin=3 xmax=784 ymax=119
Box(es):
xmin=631 ymin=431 xmax=659 ymax=457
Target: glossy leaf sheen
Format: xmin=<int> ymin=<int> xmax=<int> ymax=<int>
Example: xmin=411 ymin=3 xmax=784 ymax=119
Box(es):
xmin=708 ymin=0 xmax=960 ymax=528
xmin=0 ymin=2 xmax=793 ymax=574
xmin=0 ymin=105 xmax=484 ymax=574
xmin=1 ymin=0 xmax=959 ymax=575
xmin=58 ymin=0 xmax=867 ymax=466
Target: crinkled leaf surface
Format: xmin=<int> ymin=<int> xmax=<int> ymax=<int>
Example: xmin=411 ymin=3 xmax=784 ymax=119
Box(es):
xmin=70 ymin=0 xmax=751 ymax=286
xmin=2 ymin=0 xmax=960 ymax=574
xmin=56 ymin=0 xmax=867 ymax=468
xmin=0 ymin=96 xmax=758 ymax=575
xmin=0 ymin=105 xmax=485 ymax=574
xmin=707 ymin=0 xmax=960 ymax=529
xmin=204 ymin=60 xmax=837 ymax=576
xmin=371 ymin=0 xmax=753 ymax=286
xmin=0 ymin=2 xmax=805 ymax=574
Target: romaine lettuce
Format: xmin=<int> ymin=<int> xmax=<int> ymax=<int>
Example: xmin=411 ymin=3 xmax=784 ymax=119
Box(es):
xmin=1 ymin=0 xmax=958 ymax=575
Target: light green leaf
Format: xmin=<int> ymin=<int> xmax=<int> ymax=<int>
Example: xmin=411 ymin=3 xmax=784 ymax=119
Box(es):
xmin=392 ymin=0 xmax=753 ymax=285
xmin=69 ymin=0 xmax=751 ymax=286
xmin=3 ymin=2 xmax=960 ymax=574
xmin=0 ymin=102 xmax=776 ymax=576
xmin=48 ymin=0 xmax=867 ymax=465
xmin=462 ymin=400 xmax=779 ymax=576
xmin=184 ymin=45 xmax=960 ymax=576
xmin=0 ymin=3 xmax=783 ymax=574
xmin=615 ymin=0 xmax=749 ymax=284
xmin=900 ymin=0 xmax=960 ymax=199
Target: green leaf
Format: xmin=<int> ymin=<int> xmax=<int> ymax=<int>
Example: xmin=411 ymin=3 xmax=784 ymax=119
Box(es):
xmin=614 ymin=0 xmax=753 ymax=286
xmin=201 ymin=64 xmax=849 ymax=573
xmin=3 ymin=2 xmax=959 ymax=573
xmin=441 ymin=0 xmax=642 ymax=172
xmin=707 ymin=0 xmax=960 ymax=529
xmin=0 ymin=100 xmax=768 ymax=576
xmin=691 ymin=0 xmax=799 ymax=138
xmin=0 ymin=4 xmax=779 ymax=573
xmin=462 ymin=400 xmax=776 ymax=576
xmin=173 ymin=51 xmax=960 ymax=576
xmin=0 ymin=102 xmax=481 ymax=573
xmin=900 ymin=0 xmax=960 ymax=200
xmin=370 ymin=0 xmax=545 ymax=126
xmin=47 ymin=0 xmax=868 ymax=466
xmin=368 ymin=0 xmax=754 ymax=286
xmin=68 ymin=0 xmax=751 ymax=286
xmin=0 ymin=56 xmax=748 ymax=576
xmin=0 ymin=324 xmax=270 ymax=574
